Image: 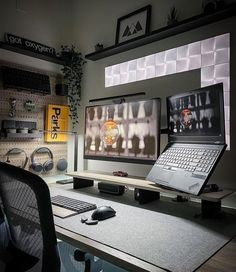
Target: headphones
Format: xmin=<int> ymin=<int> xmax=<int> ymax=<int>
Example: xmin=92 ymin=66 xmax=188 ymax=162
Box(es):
xmin=5 ymin=148 xmax=29 ymax=169
xmin=30 ymin=147 xmax=54 ymax=173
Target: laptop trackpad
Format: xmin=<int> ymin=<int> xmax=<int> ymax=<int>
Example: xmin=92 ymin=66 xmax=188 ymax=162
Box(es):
xmin=158 ymin=169 xmax=175 ymax=181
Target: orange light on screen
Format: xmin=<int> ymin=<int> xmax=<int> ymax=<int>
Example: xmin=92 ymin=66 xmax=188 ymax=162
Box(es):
xmin=100 ymin=120 xmax=119 ymax=146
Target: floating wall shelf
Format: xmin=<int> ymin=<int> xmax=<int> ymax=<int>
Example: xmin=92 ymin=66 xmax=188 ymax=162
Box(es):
xmin=0 ymin=42 xmax=64 ymax=65
xmin=4 ymin=132 xmax=42 ymax=139
xmin=85 ymin=3 xmax=236 ymax=61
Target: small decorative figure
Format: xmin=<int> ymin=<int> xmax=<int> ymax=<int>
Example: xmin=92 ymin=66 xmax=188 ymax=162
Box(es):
xmin=9 ymin=98 xmax=16 ymax=118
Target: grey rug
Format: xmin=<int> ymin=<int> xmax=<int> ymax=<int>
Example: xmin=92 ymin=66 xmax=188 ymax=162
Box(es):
xmin=52 ymin=188 xmax=236 ymax=272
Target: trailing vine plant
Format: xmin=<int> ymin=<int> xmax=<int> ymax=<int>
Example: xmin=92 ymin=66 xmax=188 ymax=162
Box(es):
xmin=60 ymin=45 xmax=86 ymax=129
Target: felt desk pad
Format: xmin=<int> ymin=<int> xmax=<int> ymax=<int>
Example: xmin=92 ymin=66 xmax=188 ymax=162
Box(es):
xmin=51 ymin=188 xmax=236 ymax=272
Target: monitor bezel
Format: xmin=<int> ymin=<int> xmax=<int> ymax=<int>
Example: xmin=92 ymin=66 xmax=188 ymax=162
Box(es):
xmin=83 ymin=97 xmax=161 ymax=165
xmin=167 ymin=83 xmax=225 ymax=144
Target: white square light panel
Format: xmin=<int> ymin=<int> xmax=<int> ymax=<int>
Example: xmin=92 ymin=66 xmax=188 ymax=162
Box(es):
xmin=105 ymin=33 xmax=230 ymax=148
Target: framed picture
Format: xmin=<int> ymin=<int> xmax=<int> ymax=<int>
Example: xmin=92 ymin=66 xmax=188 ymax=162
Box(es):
xmin=115 ymin=5 xmax=151 ymax=44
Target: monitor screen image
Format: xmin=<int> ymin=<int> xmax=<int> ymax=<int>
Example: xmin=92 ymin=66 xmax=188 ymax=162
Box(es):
xmin=84 ymin=98 xmax=161 ymax=164
xmin=167 ymin=83 xmax=225 ymax=142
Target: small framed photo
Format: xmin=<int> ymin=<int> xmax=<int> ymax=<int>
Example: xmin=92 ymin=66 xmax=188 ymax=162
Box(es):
xmin=115 ymin=5 xmax=151 ymax=45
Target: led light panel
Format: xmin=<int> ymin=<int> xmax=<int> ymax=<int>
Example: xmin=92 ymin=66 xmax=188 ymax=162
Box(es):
xmin=105 ymin=33 xmax=230 ymax=148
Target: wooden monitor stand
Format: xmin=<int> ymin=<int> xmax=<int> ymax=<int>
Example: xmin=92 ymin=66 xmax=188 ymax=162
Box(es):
xmin=67 ymin=170 xmax=233 ymax=218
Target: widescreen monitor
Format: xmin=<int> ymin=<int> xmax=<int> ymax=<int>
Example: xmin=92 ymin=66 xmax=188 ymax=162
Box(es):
xmin=84 ymin=98 xmax=161 ymax=164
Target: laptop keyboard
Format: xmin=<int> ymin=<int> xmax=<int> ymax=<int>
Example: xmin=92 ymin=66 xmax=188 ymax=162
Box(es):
xmin=51 ymin=195 xmax=97 ymax=214
xmin=156 ymin=147 xmax=220 ymax=173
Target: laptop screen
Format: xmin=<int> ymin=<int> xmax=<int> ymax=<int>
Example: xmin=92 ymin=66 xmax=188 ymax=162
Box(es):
xmin=167 ymin=83 xmax=225 ymax=144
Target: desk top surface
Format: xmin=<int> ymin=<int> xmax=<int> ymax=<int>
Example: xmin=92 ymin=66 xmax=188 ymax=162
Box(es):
xmin=67 ymin=170 xmax=233 ymax=202
xmin=51 ymin=185 xmax=236 ymax=272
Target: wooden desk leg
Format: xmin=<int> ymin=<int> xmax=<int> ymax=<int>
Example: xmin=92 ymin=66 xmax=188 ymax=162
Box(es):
xmin=73 ymin=177 xmax=94 ymax=189
xmin=201 ymin=200 xmax=223 ymax=218
xmin=134 ymin=188 xmax=160 ymax=204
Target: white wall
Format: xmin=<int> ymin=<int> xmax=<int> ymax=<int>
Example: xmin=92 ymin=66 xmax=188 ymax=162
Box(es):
xmin=72 ymin=0 xmax=236 ymax=191
xmin=0 ymin=0 xmax=74 ymax=72
xmin=0 ymin=0 xmax=73 ymax=50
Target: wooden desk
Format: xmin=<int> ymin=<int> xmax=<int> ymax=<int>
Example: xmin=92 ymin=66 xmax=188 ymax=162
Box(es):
xmin=198 ymin=237 xmax=236 ymax=272
xmin=55 ymin=225 xmax=236 ymax=272
xmin=53 ymin=184 xmax=236 ymax=272
xmin=55 ymin=225 xmax=164 ymax=272
xmin=67 ymin=171 xmax=233 ymax=217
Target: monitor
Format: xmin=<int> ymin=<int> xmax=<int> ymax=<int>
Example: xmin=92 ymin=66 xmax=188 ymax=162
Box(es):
xmin=167 ymin=83 xmax=225 ymax=144
xmin=84 ymin=98 xmax=161 ymax=164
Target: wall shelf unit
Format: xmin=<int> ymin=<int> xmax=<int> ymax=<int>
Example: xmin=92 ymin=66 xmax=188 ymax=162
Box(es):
xmin=0 ymin=42 xmax=64 ymax=65
xmin=0 ymin=120 xmax=42 ymax=140
xmin=4 ymin=132 xmax=42 ymax=139
xmin=85 ymin=3 xmax=236 ymax=61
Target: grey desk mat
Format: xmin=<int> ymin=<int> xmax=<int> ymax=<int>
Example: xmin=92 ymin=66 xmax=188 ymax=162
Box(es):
xmin=51 ymin=188 xmax=236 ymax=272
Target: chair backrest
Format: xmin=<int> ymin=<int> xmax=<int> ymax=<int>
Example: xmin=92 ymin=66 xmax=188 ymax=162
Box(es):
xmin=0 ymin=162 xmax=60 ymax=272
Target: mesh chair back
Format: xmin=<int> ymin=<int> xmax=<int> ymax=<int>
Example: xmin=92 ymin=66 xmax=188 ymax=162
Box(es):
xmin=0 ymin=162 xmax=60 ymax=272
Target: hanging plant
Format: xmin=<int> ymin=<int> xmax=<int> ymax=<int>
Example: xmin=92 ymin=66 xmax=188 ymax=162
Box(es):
xmin=60 ymin=45 xmax=86 ymax=129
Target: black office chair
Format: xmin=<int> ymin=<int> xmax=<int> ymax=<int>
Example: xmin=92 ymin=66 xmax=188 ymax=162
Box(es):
xmin=0 ymin=162 xmax=103 ymax=272
xmin=0 ymin=162 xmax=60 ymax=272
xmin=0 ymin=205 xmax=10 ymax=271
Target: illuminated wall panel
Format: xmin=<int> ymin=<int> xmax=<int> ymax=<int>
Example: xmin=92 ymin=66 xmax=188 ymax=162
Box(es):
xmin=105 ymin=33 xmax=230 ymax=148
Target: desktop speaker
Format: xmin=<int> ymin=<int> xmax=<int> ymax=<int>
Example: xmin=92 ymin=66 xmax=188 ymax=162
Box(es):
xmin=57 ymin=158 xmax=68 ymax=171
xmin=134 ymin=188 xmax=160 ymax=204
xmin=98 ymin=182 xmax=125 ymax=195
xmin=55 ymin=84 xmax=68 ymax=96
xmin=73 ymin=177 xmax=94 ymax=189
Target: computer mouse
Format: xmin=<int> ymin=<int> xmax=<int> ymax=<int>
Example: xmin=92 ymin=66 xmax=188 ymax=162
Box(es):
xmin=91 ymin=206 xmax=116 ymax=221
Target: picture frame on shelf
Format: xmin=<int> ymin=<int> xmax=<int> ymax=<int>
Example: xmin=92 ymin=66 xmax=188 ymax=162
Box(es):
xmin=115 ymin=5 xmax=151 ymax=45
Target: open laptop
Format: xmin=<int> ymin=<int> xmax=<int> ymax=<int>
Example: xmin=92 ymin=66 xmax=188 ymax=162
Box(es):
xmin=146 ymin=83 xmax=227 ymax=195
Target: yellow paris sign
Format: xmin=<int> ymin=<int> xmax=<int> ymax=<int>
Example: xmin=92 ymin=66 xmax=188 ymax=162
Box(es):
xmin=45 ymin=104 xmax=69 ymax=142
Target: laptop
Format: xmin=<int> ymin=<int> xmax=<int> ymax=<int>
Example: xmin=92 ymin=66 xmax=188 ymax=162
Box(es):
xmin=146 ymin=83 xmax=227 ymax=195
